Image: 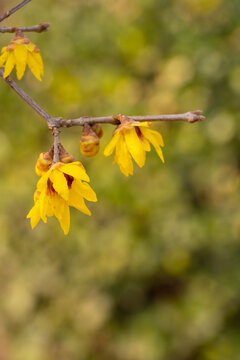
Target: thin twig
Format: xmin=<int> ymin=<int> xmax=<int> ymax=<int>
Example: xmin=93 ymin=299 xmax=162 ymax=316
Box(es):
xmin=0 ymin=68 xmax=205 ymax=130
xmin=0 ymin=23 xmax=50 ymax=33
xmin=60 ymin=111 xmax=205 ymax=127
xmin=0 ymin=67 xmax=56 ymax=128
xmin=0 ymin=0 xmax=32 ymax=23
xmin=53 ymin=128 xmax=61 ymax=163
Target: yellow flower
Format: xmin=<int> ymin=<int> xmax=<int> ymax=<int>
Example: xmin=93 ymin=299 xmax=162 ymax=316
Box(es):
xmin=0 ymin=34 xmax=44 ymax=81
xmin=27 ymin=162 xmax=97 ymax=235
xmin=104 ymin=118 xmax=164 ymax=176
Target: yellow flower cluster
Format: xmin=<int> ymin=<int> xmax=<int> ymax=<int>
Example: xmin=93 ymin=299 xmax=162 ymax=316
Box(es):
xmin=0 ymin=34 xmax=44 ymax=81
xmin=104 ymin=117 xmax=164 ymax=176
xmin=27 ymin=154 xmax=97 ymax=235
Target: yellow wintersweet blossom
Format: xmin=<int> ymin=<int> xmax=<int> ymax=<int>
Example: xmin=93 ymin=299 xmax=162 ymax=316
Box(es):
xmin=27 ymin=162 xmax=97 ymax=235
xmin=104 ymin=117 xmax=164 ymax=176
xmin=0 ymin=34 xmax=44 ymax=81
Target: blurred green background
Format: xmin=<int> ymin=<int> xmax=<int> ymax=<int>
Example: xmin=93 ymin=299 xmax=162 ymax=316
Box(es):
xmin=0 ymin=0 xmax=240 ymax=359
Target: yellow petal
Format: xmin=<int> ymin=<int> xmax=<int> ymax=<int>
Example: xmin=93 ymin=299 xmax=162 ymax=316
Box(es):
xmin=58 ymin=202 xmax=70 ymax=235
xmin=14 ymin=45 xmax=28 ymax=80
xmin=69 ymin=187 xmax=92 ymax=216
xmin=124 ymin=128 xmax=146 ymax=168
xmin=46 ymin=201 xmax=54 ymax=217
xmin=115 ymin=135 xmax=133 ymax=176
xmin=59 ymin=163 xmax=90 ymax=182
xmin=104 ymin=130 xmax=120 ymax=157
xmin=27 ymin=51 xmax=42 ymax=81
xmin=141 ymin=136 xmax=151 ymax=151
xmin=72 ymin=179 xmax=97 ymax=202
xmin=1 ymin=47 xmax=6 ymax=54
xmin=37 ymin=169 xmax=51 ymax=190
xmin=27 ymin=202 xmax=41 ymax=229
xmin=148 ymin=129 xmax=164 ymax=146
xmin=3 ymin=51 xmax=15 ymax=78
xmin=51 ymin=194 xmax=65 ymax=221
xmin=39 ymin=190 xmax=48 ymax=223
xmin=133 ymin=121 xmax=150 ymax=128
xmin=50 ymin=169 xmax=69 ymax=201
xmin=32 ymin=51 xmax=44 ymax=75
xmin=0 ymin=51 xmax=8 ymax=67
xmin=141 ymin=127 xmax=165 ymax=163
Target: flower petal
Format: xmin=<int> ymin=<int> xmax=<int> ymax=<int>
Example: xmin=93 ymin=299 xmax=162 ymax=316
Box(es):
xmin=32 ymin=50 xmax=44 ymax=75
xmin=51 ymin=194 xmax=65 ymax=220
xmin=58 ymin=202 xmax=70 ymax=235
xmin=27 ymin=202 xmax=41 ymax=229
xmin=104 ymin=130 xmax=120 ymax=157
xmin=14 ymin=45 xmax=28 ymax=80
xmin=59 ymin=163 xmax=90 ymax=182
xmin=50 ymin=169 xmax=69 ymax=201
xmin=124 ymin=128 xmax=146 ymax=168
xmin=39 ymin=190 xmax=48 ymax=223
xmin=115 ymin=135 xmax=133 ymax=176
xmin=148 ymin=129 xmax=164 ymax=146
xmin=37 ymin=169 xmax=51 ymax=191
xmin=0 ymin=51 xmax=8 ymax=67
xmin=141 ymin=127 xmax=165 ymax=163
xmin=27 ymin=51 xmax=42 ymax=81
xmin=4 ymin=51 xmax=15 ymax=78
xmin=69 ymin=187 xmax=92 ymax=216
xmin=72 ymin=179 xmax=97 ymax=202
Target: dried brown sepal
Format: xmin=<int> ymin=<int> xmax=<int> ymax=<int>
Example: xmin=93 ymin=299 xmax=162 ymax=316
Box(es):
xmin=58 ymin=143 xmax=74 ymax=163
xmin=92 ymin=123 xmax=104 ymax=139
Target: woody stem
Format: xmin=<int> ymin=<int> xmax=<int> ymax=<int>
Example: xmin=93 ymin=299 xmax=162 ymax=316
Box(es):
xmin=0 ymin=23 xmax=50 ymax=33
xmin=53 ymin=128 xmax=61 ymax=163
xmin=0 ymin=69 xmax=205 ymax=128
xmin=0 ymin=0 xmax=32 ymax=23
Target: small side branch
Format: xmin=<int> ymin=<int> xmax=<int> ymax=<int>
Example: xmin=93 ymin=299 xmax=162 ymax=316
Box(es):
xmin=0 ymin=68 xmax=205 ymax=132
xmin=60 ymin=111 xmax=205 ymax=127
xmin=0 ymin=23 xmax=50 ymax=33
xmin=52 ymin=128 xmax=61 ymax=163
xmin=0 ymin=67 xmax=56 ymax=128
xmin=0 ymin=0 xmax=32 ymax=23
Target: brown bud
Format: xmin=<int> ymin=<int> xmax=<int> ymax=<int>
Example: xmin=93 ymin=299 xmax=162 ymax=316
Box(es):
xmin=92 ymin=124 xmax=104 ymax=139
xmin=35 ymin=148 xmax=53 ymax=176
xmin=58 ymin=144 xmax=74 ymax=163
xmin=80 ymin=124 xmax=100 ymax=157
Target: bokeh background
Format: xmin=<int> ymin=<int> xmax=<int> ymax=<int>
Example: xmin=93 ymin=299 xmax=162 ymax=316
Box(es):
xmin=0 ymin=0 xmax=240 ymax=359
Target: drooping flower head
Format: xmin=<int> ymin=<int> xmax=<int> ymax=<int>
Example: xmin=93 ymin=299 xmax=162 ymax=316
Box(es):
xmin=0 ymin=32 xmax=44 ymax=81
xmin=27 ymin=155 xmax=97 ymax=234
xmin=104 ymin=115 xmax=164 ymax=176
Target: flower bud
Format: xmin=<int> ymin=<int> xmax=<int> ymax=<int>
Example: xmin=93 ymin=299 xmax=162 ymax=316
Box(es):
xmin=35 ymin=150 xmax=53 ymax=176
xmin=92 ymin=124 xmax=104 ymax=139
xmin=80 ymin=124 xmax=100 ymax=157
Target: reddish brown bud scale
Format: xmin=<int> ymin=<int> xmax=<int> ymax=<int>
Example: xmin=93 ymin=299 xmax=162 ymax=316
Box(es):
xmin=92 ymin=124 xmax=104 ymax=139
xmin=58 ymin=143 xmax=74 ymax=163
xmin=80 ymin=124 xmax=100 ymax=157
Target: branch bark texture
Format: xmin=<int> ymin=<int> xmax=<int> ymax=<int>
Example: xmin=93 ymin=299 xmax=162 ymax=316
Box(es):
xmin=0 ymin=23 xmax=50 ymax=33
xmin=0 ymin=68 xmax=205 ymax=130
xmin=0 ymin=0 xmax=32 ymax=23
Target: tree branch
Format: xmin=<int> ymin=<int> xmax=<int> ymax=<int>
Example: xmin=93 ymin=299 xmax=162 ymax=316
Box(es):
xmin=60 ymin=111 xmax=205 ymax=127
xmin=0 ymin=0 xmax=32 ymax=23
xmin=0 ymin=68 xmax=205 ymax=131
xmin=53 ymin=128 xmax=61 ymax=163
xmin=0 ymin=67 xmax=56 ymax=128
xmin=0 ymin=23 xmax=50 ymax=33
